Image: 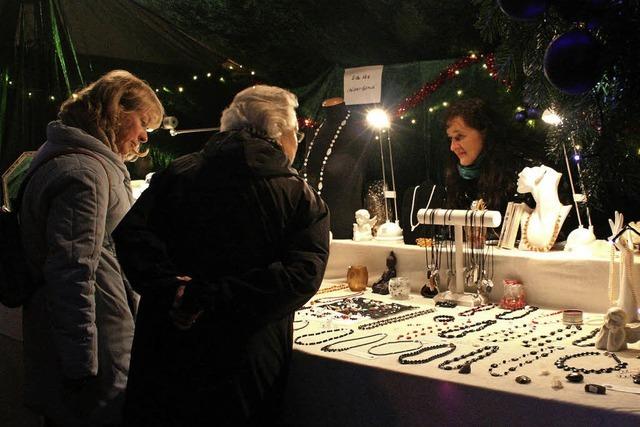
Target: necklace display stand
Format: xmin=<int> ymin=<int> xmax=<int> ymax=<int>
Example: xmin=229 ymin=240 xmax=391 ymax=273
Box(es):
xmin=417 ymin=208 xmax=502 ymax=307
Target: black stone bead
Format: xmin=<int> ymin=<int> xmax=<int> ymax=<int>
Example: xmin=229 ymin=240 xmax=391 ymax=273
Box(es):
xmin=515 ymin=375 xmax=531 ymax=384
xmin=566 ymin=372 xmax=584 ymax=383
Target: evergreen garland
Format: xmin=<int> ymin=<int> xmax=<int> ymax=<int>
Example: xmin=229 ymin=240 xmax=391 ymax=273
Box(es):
xmin=473 ymin=0 xmax=640 ymax=225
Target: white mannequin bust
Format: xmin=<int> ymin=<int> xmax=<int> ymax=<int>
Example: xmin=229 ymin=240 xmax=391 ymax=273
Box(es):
xmin=516 ymin=165 xmax=571 ymax=252
xmin=353 ymin=209 xmax=376 ymax=241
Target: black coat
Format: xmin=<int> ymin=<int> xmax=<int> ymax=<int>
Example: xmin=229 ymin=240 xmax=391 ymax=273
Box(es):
xmin=113 ymin=130 xmax=330 ymax=426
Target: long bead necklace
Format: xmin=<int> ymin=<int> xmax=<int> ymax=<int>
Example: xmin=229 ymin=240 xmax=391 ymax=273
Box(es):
xmin=294 ymin=328 xmax=354 ymax=346
xmin=438 ymin=319 xmax=497 ymax=338
xmin=555 ymin=351 xmax=628 ymax=374
xmin=320 ymin=332 xmax=388 ymax=352
xmin=489 ymin=345 xmax=558 ymax=377
xmin=367 ymin=340 xmax=423 ymax=356
xmin=315 ymin=283 xmax=350 ymax=295
xmin=358 ymin=308 xmax=436 ymax=330
xmin=301 ymin=111 xmax=351 ymax=195
xmin=572 ymin=328 xmax=600 ymax=347
xmin=521 ymin=326 xmax=580 ymax=348
xmin=495 ymin=305 xmax=539 ymax=320
xmin=437 ymin=345 xmax=500 ymax=371
xmin=478 ymin=323 xmax=535 ymax=343
xmin=398 ymin=343 xmax=457 ymax=365
xmin=459 ymin=303 xmax=496 ymax=317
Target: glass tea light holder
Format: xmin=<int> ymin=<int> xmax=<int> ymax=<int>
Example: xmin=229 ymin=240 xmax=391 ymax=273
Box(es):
xmin=347 ymin=265 xmax=368 ymax=291
xmin=388 ymin=277 xmax=411 ymax=300
xmin=500 ymin=279 xmax=526 ymax=310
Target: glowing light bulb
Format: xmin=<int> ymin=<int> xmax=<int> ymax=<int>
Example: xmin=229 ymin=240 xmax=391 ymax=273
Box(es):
xmin=193 ymin=75 xmax=198 ymax=80
xmin=366 ymin=108 xmax=390 ymax=129
xmin=178 ymin=87 xmax=184 ymax=93
xmin=457 ymin=90 xmax=463 ymax=96
xmin=542 ymin=109 xmax=563 ymax=126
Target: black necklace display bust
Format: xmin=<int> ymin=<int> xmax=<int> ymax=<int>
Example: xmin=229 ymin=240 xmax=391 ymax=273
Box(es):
xmin=299 ymin=102 xmax=376 ymax=238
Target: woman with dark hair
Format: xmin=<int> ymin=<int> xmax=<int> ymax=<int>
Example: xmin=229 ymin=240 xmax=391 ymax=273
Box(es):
xmin=20 ymin=69 xmax=164 ymax=426
xmin=444 ymin=97 xmax=523 ymax=212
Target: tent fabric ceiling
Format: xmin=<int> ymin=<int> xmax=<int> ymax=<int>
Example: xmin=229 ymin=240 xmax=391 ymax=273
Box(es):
xmin=133 ymin=0 xmax=487 ymax=87
xmin=59 ymin=0 xmax=227 ymax=69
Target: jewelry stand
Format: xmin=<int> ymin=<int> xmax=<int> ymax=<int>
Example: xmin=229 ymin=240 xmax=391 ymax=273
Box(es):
xmin=417 ymin=208 xmax=502 ymax=307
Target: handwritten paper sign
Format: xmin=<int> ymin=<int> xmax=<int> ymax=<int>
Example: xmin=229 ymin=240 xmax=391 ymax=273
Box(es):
xmin=343 ymin=65 xmax=383 ymax=105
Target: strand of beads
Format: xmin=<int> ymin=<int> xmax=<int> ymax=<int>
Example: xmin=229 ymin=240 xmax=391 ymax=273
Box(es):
xmin=438 ymin=320 xmax=497 ymax=338
xmin=293 ymin=320 xmax=309 ymax=331
xmin=294 ymin=328 xmax=354 ymax=346
xmin=530 ymin=310 xmax=563 ymax=325
xmin=438 ymin=345 xmax=500 ymax=371
xmin=433 ymin=315 xmax=455 ymax=323
xmin=458 ymin=304 xmax=496 ymax=317
xmin=358 ymin=308 xmax=436 ymax=330
xmin=398 ymin=343 xmax=457 ymax=365
xmin=495 ymin=306 xmax=539 ymax=320
xmin=320 ymin=333 xmax=388 ymax=352
xmin=315 ymin=283 xmax=349 ymax=295
xmin=478 ymin=323 xmax=535 ymax=343
xmin=367 ymin=340 xmax=424 ymax=356
xmin=572 ymin=328 xmax=600 ymax=347
xmin=521 ymin=326 xmax=580 ymax=348
xmin=489 ymin=346 xmax=558 ymax=377
xmin=555 ymin=351 xmax=628 ymax=374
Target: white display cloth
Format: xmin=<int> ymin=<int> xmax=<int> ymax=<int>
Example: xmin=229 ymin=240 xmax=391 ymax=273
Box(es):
xmin=283 ymin=282 xmax=640 ymax=427
xmin=323 ymin=239 xmax=640 ymax=313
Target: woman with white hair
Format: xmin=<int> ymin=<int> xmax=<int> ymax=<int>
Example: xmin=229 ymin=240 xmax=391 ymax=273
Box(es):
xmin=113 ymin=85 xmax=330 ymax=426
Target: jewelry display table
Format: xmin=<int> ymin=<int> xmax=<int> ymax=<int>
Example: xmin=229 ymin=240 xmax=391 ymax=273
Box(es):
xmin=284 ymin=284 xmax=640 ymax=427
xmin=323 ymin=239 xmax=638 ymax=313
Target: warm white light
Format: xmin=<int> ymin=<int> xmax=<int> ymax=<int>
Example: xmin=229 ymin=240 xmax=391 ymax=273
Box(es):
xmin=366 ymin=108 xmax=390 ymax=129
xmin=206 ymin=72 xmax=212 ymax=78
xmin=251 ymin=71 xmax=256 ymax=75
xmin=428 ymin=107 xmax=434 ymax=113
xmin=193 ymin=75 xmax=198 ymax=80
xmin=28 ymin=92 xmax=32 ymax=97
xmin=50 ymin=95 xmax=55 ymax=101
xmin=442 ymin=102 xmax=449 ymax=107
xmin=72 ymin=93 xmax=78 ymax=99
xmin=457 ymin=90 xmax=463 ymax=96
xmin=411 ymin=119 xmax=416 ymax=124
xmin=482 ymin=64 xmax=488 ymax=69
xmin=219 ymin=77 xmax=225 ymax=83
xmin=454 ymin=70 xmax=460 ymax=75
xmin=178 ymin=86 xmax=184 ymax=93
xmin=542 ymin=108 xmax=563 ymax=126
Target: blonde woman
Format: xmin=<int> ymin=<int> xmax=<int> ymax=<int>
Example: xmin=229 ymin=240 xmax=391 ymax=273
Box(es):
xmin=19 ymin=70 xmax=163 ymax=426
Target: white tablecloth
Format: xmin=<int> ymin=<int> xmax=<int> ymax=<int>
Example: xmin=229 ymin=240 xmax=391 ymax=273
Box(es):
xmin=283 ymin=284 xmax=640 ymax=427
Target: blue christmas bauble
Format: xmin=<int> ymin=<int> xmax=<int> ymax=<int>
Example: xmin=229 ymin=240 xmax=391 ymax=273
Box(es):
xmin=543 ymin=29 xmax=604 ymax=95
xmin=514 ymin=111 xmax=527 ymax=122
xmin=526 ymin=107 xmax=542 ymax=119
xmin=497 ymin=0 xmax=549 ymax=21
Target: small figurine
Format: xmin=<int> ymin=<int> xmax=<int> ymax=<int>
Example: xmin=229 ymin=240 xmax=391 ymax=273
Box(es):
xmin=353 ymin=209 xmax=377 ymax=241
xmin=372 ymin=251 xmax=397 ymax=295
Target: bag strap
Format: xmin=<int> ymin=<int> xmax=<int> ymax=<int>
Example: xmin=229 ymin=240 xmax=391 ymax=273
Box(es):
xmin=13 ymin=148 xmax=110 ymax=214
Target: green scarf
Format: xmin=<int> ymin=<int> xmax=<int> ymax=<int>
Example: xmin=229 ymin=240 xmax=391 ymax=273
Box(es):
xmin=456 ymin=152 xmax=485 ymax=180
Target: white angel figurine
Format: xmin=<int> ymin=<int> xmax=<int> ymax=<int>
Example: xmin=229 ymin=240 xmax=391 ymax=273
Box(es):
xmin=353 ymin=209 xmax=377 ymax=241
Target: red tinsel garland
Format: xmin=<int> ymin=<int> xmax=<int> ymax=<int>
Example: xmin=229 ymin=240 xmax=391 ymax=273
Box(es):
xmin=395 ymin=53 xmax=505 ymax=117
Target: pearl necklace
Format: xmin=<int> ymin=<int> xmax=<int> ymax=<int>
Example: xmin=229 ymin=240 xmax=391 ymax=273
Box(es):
xmin=301 ymin=111 xmax=351 ymax=195
xmin=521 ymin=211 xmax=563 ymax=252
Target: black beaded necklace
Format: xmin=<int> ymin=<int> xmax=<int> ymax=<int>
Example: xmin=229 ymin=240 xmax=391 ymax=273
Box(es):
xmin=320 ymin=332 xmax=388 ymax=352
xmin=293 ymin=319 xmax=309 ymax=331
xmin=555 ymin=351 xmax=628 ymax=374
xmin=433 ymin=315 xmax=455 ymax=323
xmin=358 ymin=308 xmax=436 ymax=330
xmin=489 ymin=345 xmax=558 ymax=377
xmin=521 ymin=326 xmax=580 ymax=348
xmin=367 ymin=340 xmax=424 ymax=356
xmin=458 ymin=304 xmax=496 ymax=317
xmin=438 ymin=319 xmax=497 ymax=338
xmin=495 ymin=306 xmax=539 ymax=320
xmin=572 ymin=328 xmax=600 ymax=347
xmin=398 ymin=343 xmax=457 ymax=365
xmin=438 ymin=345 xmax=500 ymax=371
xmin=294 ymin=328 xmax=354 ymax=346
xmin=478 ymin=323 xmax=535 ymax=343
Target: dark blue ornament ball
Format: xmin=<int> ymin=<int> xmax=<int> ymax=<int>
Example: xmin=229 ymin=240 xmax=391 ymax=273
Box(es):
xmin=543 ymin=29 xmax=604 ymax=95
xmin=497 ymin=0 xmax=549 ymax=21
xmin=526 ymin=107 xmax=542 ymax=119
xmin=514 ymin=111 xmax=527 ymax=122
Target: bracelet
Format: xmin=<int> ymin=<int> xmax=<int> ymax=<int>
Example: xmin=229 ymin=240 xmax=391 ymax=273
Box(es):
xmin=433 ymin=315 xmax=455 ymax=323
xmin=398 ymin=343 xmax=456 ymax=365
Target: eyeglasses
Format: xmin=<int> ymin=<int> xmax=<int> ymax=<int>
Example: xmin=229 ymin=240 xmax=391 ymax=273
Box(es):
xmin=295 ymin=130 xmax=305 ymax=143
